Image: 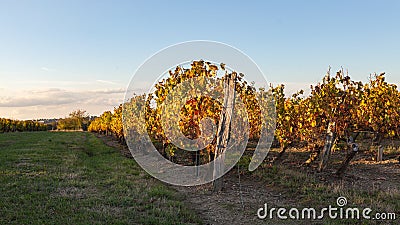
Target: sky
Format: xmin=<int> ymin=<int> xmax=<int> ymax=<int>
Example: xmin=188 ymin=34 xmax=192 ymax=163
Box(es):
xmin=0 ymin=0 xmax=399 ymax=120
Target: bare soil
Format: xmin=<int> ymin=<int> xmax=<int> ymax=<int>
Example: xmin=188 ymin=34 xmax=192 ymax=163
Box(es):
xmin=96 ymin=134 xmax=400 ymax=225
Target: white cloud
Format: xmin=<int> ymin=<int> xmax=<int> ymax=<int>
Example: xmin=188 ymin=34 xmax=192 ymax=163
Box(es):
xmin=0 ymin=88 xmax=126 ymax=119
xmin=96 ymin=79 xmax=118 ymax=85
xmin=91 ymin=88 xmax=126 ymax=94
xmin=41 ymin=67 xmax=54 ymax=72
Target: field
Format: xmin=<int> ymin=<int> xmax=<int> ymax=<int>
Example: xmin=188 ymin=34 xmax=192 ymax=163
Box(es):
xmin=1 ymin=131 xmax=399 ymax=224
xmin=0 ymin=132 xmax=200 ymax=225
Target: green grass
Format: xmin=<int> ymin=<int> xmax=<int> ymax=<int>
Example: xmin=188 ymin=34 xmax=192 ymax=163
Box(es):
xmin=0 ymin=132 xmax=201 ymax=225
xmin=236 ymin=155 xmax=400 ymax=224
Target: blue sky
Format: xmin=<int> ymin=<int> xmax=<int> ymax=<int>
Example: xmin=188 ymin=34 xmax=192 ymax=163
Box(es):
xmin=0 ymin=0 xmax=399 ymax=119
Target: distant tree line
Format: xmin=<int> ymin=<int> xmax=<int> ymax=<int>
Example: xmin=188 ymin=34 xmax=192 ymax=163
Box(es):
xmin=57 ymin=110 xmax=91 ymax=131
xmin=0 ymin=118 xmax=48 ymax=132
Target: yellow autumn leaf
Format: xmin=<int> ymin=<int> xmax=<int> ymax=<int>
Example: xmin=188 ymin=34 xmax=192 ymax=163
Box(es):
xmin=311 ymin=120 xmax=316 ymax=127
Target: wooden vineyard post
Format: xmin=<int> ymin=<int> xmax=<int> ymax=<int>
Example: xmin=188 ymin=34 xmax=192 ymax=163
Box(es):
xmin=213 ymin=72 xmax=237 ymax=192
xmin=377 ymin=145 xmax=384 ymax=162
xmin=336 ymin=137 xmax=359 ymax=178
xmin=372 ymin=133 xmax=383 ymax=162
xmin=318 ymin=122 xmax=336 ymax=172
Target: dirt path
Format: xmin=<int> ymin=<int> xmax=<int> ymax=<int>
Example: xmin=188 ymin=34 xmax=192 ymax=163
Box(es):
xmin=96 ymin=134 xmax=400 ymax=225
xmin=95 ymin=134 xmax=297 ymax=224
xmin=172 ymin=172 xmax=302 ymax=225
